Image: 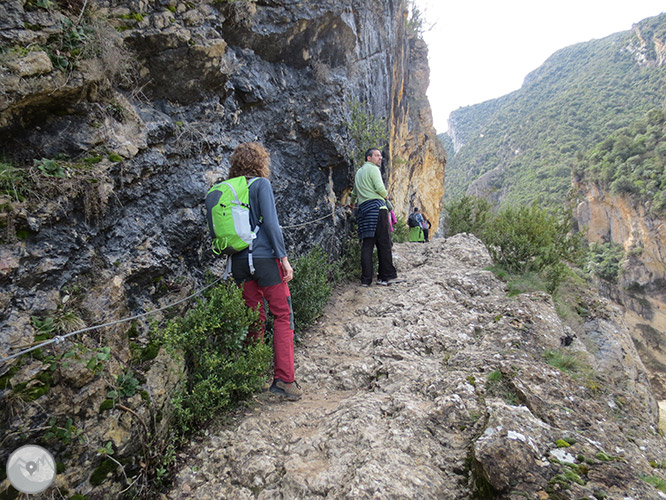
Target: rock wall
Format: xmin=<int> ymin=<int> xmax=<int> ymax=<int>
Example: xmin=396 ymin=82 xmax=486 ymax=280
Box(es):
xmin=576 ymin=180 xmax=666 ymax=397
xmin=387 ymin=36 xmax=446 ymax=232
xmin=0 ymin=0 xmax=443 ymax=496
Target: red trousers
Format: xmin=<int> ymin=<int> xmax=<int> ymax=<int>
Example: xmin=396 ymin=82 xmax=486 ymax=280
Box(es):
xmin=240 ymin=263 xmax=295 ymax=383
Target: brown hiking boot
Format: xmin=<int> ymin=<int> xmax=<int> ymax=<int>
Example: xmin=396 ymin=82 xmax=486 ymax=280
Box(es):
xmin=269 ymin=379 xmax=302 ymax=401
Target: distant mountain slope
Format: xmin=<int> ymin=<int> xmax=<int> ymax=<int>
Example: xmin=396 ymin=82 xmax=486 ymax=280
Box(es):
xmin=437 ymin=132 xmax=453 ymax=161
xmin=445 ymin=12 xmax=666 ymax=208
xmin=574 ymin=107 xmax=666 ymax=214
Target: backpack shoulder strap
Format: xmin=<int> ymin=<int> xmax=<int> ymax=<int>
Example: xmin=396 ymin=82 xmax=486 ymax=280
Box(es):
xmin=246 ymin=177 xmax=263 ymax=224
xmin=244 ymin=176 xmax=263 ymax=275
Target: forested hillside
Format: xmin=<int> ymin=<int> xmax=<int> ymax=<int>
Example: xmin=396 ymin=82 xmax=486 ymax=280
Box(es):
xmin=445 ymin=13 xmax=666 ymax=208
xmin=573 ymin=107 xmax=666 ymax=214
xmin=437 ymin=132 xmax=452 ymax=161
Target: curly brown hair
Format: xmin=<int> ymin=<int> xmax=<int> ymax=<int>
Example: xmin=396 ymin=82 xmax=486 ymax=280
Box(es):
xmin=229 ymin=142 xmax=271 ymax=179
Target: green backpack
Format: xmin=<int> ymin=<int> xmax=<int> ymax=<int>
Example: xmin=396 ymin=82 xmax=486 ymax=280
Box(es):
xmin=205 ymin=176 xmax=261 ymax=273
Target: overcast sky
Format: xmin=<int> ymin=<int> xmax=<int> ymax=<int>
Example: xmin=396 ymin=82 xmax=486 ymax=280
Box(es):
xmin=415 ymin=1 xmax=666 ymax=133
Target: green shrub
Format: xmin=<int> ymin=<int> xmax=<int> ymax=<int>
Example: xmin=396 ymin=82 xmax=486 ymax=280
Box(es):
xmin=585 ymin=242 xmax=625 ymax=283
xmin=392 ymin=215 xmax=409 ymax=243
xmin=640 ymin=474 xmax=666 ymax=492
xmin=482 ymin=204 xmax=583 ymax=278
xmin=576 ymin=107 xmax=666 ymax=215
xmin=337 ymin=223 xmax=362 ymax=281
xmin=443 ymin=195 xmax=492 ymax=237
xmin=444 ymin=197 xmax=585 ymax=298
xmin=445 ymin=198 xmax=586 ymax=296
xmin=291 ymin=246 xmax=335 ymax=333
xmin=35 ymin=158 xmax=66 ymax=178
xmin=0 ymin=161 xmax=27 ymax=201
xmin=153 ymin=281 xmax=271 ymax=431
xmin=345 ymin=98 xmax=389 ymax=167
xmin=544 ymin=349 xmax=586 ymax=374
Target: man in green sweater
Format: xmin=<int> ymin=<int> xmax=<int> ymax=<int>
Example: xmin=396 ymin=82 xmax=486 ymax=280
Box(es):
xmin=350 ymin=148 xmax=402 ymax=286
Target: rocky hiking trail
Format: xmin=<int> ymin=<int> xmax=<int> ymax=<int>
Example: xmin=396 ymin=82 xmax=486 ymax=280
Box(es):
xmin=167 ymin=235 xmax=666 ymax=500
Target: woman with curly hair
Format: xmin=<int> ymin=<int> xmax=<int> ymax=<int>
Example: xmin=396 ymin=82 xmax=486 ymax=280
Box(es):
xmin=228 ymin=142 xmax=301 ymax=401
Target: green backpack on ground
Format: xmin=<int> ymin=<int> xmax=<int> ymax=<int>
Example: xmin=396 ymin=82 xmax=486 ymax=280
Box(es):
xmin=205 ymin=176 xmax=261 ymax=274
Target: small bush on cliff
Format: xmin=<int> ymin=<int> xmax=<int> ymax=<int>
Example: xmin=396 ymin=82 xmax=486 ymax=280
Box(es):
xmin=442 ymin=195 xmax=492 ymax=237
xmin=337 ymin=224 xmax=363 ymax=282
xmin=32 ymin=4 xmax=137 ymax=86
xmin=0 ymin=160 xmax=27 ymax=201
xmin=444 ymin=196 xmax=584 ymax=293
xmin=345 ymin=98 xmax=389 ymax=167
xmin=290 ymin=246 xmax=335 ymax=333
xmin=544 ymin=349 xmax=587 ymax=374
xmin=392 ymin=215 xmax=409 ymax=243
xmin=405 ymin=0 xmax=427 ymax=38
xmin=483 ymin=204 xmax=583 ymax=276
xmin=585 ymin=242 xmax=625 ymax=283
xmin=153 ymin=281 xmax=271 ymax=431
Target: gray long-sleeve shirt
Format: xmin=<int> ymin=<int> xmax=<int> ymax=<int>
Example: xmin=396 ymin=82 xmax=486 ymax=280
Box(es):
xmin=232 ymin=177 xmax=287 ymax=260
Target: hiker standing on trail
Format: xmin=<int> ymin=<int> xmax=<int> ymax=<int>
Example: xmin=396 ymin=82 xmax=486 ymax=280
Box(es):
xmin=228 ymin=142 xmax=301 ymax=401
xmin=350 ymin=148 xmax=403 ymax=287
xmin=409 ymin=207 xmax=429 ymax=243
xmin=421 ymin=213 xmax=431 ymax=242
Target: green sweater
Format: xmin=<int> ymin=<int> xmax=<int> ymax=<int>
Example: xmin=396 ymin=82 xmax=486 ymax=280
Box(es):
xmin=350 ymin=162 xmax=388 ymax=206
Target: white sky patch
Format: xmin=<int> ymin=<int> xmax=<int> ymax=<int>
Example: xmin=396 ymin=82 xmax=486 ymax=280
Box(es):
xmin=415 ymin=0 xmax=666 ymax=133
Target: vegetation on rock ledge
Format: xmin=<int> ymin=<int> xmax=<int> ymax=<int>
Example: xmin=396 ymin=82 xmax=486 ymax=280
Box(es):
xmin=574 ymin=107 xmax=666 ymax=214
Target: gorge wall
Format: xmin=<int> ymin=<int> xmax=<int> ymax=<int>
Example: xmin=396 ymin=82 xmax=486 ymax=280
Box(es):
xmin=387 ymin=35 xmax=446 ymax=230
xmin=576 ymin=181 xmax=666 ymax=399
xmin=0 ymin=0 xmax=444 ymax=496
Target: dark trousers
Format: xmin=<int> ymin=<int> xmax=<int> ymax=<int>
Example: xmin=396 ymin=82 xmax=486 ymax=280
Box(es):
xmin=361 ymin=209 xmax=397 ymax=284
xmin=423 ymin=228 xmax=429 ymax=242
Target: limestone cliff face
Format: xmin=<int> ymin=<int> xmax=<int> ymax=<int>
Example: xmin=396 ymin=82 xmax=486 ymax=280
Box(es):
xmin=576 ymin=180 xmax=666 ymax=397
xmin=387 ymin=36 xmax=446 ymax=232
xmin=0 ymin=0 xmax=443 ymax=496
xmin=629 ymin=18 xmax=666 ymax=68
